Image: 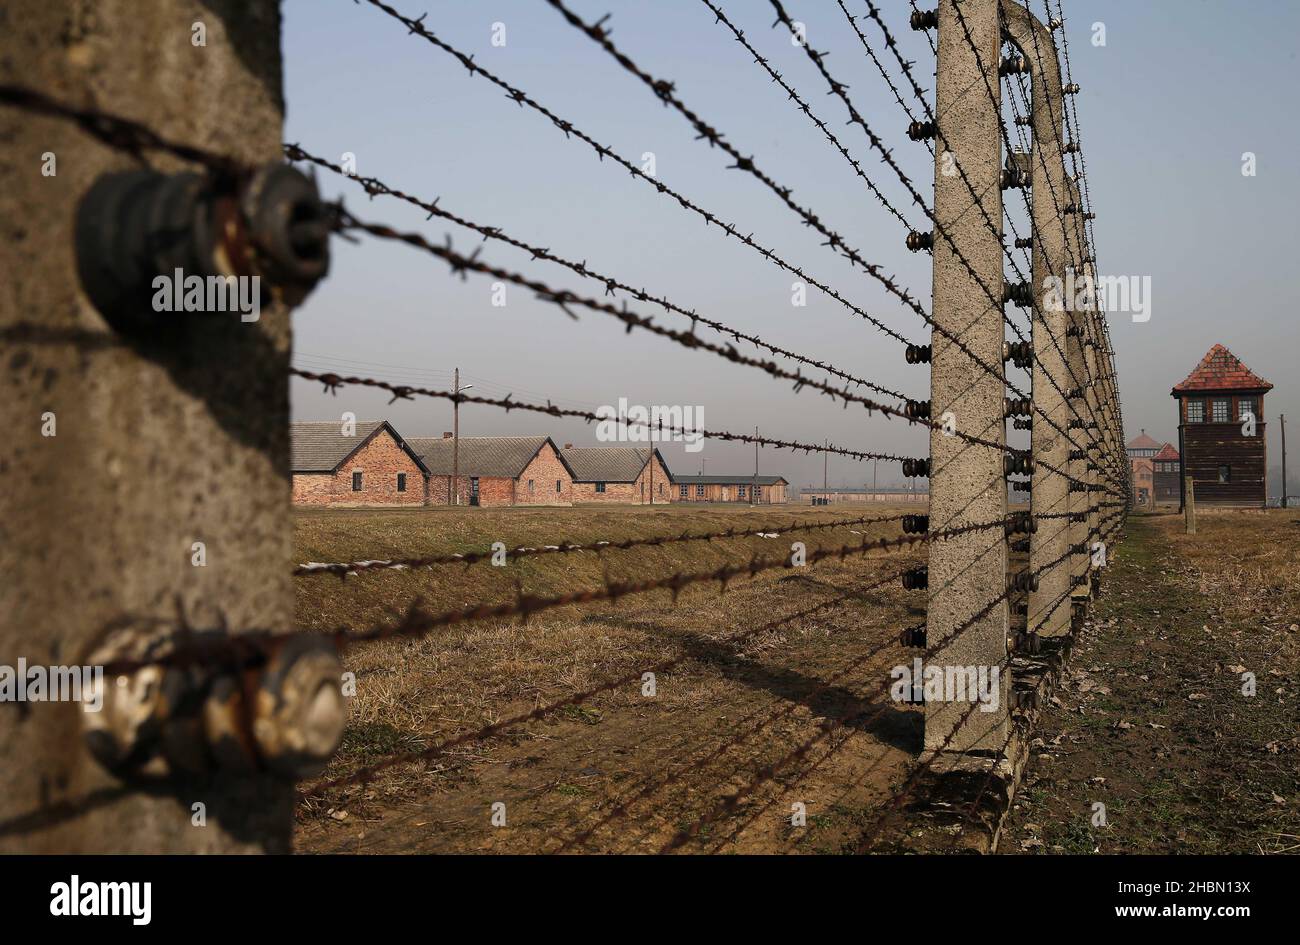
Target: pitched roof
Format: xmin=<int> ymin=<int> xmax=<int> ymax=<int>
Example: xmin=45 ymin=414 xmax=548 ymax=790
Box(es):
xmin=1153 ymin=443 xmax=1180 ymax=461
xmin=1172 ymin=344 xmax=1273 ymax=394
xmin=673 ymin=474 xmax=788 ymax=486
xmin=562 ymin=446 xmax=660 ymax=483
xmin=291 ymin=420 xmax=428 ymax=474
xmin=1126 ymin=430 xmax=1163 ymax=450
xmin=407 ymin=435 xmax=572 ymax=479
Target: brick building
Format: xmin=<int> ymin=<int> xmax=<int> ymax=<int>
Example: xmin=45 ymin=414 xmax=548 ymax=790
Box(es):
xmin=407 ymin=434 xmax=575 ymax=507
xmin=1126 ymin=429 xmax=1162 ymax=508
xmin=672 ymin=474 xmax=788 ymax=504
xmin=291 ymin=420 xmax=429 ymax=507
xmin=1152 ymin=443 xmax=1181 ymax=506
xmin=1172 ymin=344 xmax=1273 ymax=508
xmin=561 ymin=446 xmax=674 ymax=504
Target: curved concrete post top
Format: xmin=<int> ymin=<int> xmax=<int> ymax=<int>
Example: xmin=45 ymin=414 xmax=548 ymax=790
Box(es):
xmin=1000 ymin=0 xmax=1064 ymax=106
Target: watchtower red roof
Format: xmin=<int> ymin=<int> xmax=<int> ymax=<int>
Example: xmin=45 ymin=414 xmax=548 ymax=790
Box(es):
xmin=1172 ymin=344 xmax=1272 ymax=394
xmin=1153 ymin=443 xmax=1180 ymax=461
xmin=1126 ymin=430 xmax=1162 ymax=451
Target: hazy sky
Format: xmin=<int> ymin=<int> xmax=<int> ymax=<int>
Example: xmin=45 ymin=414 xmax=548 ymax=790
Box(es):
xmin=283 ymin=0 xmax=1300 ymax=490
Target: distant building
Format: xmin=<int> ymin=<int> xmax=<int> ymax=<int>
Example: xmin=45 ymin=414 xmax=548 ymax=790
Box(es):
xmin=797 ymin=486 xmax=927 ymax=505
xmin=562 ymin=445 xmax=673 ymax=504
xmin=1171 ymin=344 xmax=1273 ymax=508
xmin=291 ymin=420 xmax=429 ymax=507
xmin=407 ymin=435 xmax=574 ymax=507
xmin=1152 ymin=443 xmax=1181 ymax=506
xmin=1126 ymin=430 xmax=1162 ymax=508
xmin=673 ymin=475 xmax=788 ymax=504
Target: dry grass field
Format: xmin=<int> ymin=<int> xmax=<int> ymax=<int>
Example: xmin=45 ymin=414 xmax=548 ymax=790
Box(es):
xmin=1000 ymin=509 xmax=1300 ymax=854
xmin=292 ymin=503 xmax=930 ymax=853
xmin=292 ymin=504 xmax=1300 ymax=854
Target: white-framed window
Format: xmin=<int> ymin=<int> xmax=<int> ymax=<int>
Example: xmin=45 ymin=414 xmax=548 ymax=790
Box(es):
xmin=1212 ymin=399 xmax=1229 ymax=423
xmin=737 ymin=485 xmax=746 ymax=499
xmin=679 ymin=484 xmax=688 ymax=498
xmin=696 ymin=484 xmax=705 ymax=497
xmin=595 ymin=481 xmax=606 ymax=493
xmin=1238 ymin=397 xmax=1257 ymax=421
xmin=1186 ymin=400 xmax=1204 ymax=423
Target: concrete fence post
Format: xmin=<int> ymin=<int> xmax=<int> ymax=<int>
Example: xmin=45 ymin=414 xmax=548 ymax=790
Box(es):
xmin=1 ymin=1 xmax=297 ymax=852
xmin=1063 ymin=177 xmax=1092 ymax=603
xmin=1185 ymin=477 xmax=1197 ymax=534
xmin=924 ymin=0 xmax=1010 ymax=753
xmin=1004 ymin=1 xmax=1071 ymax=639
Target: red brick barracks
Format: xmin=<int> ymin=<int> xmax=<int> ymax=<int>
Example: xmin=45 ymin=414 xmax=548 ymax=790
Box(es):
xmin=289 ymin=421 xmax=788 ymax=508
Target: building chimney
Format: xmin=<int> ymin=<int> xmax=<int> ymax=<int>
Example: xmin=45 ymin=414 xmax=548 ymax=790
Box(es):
xmin=564 ymin=443 xmax=573 ymax=450
xmin=443 ymin=431 xmax=453 ymax=438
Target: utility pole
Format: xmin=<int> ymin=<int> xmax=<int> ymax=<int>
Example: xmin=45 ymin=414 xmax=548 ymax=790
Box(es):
xmin=452 ymin=366 xmax=459 ymax=506
xmin=449 ymin=368 xmax=472 ymax=505
xmin=1281 ymin=414 xmax=1288 ymax=508
xmin=752 ymin=426 xmax=759 ymax=506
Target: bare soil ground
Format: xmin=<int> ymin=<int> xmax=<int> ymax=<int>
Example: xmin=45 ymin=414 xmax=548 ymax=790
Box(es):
xmin=1000 ymin=510 xmax=1300 ymax=854
xmin=292 ymin=504 xmax=929 ymax=853
xmin=292 ymin=505 xmax=1299 ymax=854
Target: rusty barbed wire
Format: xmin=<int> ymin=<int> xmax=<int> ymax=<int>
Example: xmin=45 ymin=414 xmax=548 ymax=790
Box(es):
xmin=767 ymin=2 xmax=1121 ymax=495
xmin=550 ymin=566 xmax=916 ymax=851
xmin=698 ymin=0 xmax=927 ymax=226
xmin=836 ymin=0 xmax=932 ymax=146
xmin=1051 ymin=0 xmax=1099 ymax=259
xmin=842 ymin=0 xmax=1123 ymax=474
xmin=282 ymin=143 xmax=908 ymax=403
xmin=98 ymin=508 xmax=1007 ymax=684
xmin=543 ymin=0 xmax=932 ymax=322
xmin=359 ymin=0 xmax=1120 ymax=497
xmin=325 ymin=573 xmax=895 ymax=850
xmin=321 ymin=213 xmax=1100 ymax=492
xmin=293 ymin=509 xmax=920 ymax=578
xmin=994 ymin=0 xmax=1125 ymax=480
xmin=781 ymin=1 xmax=1124 ymax=494
xmin=861 ymin=1 xmax=1124 ymax=477
xmin=359 ymin=0 xmax=918 ymax=347
xmin=669 ymin=512 xmax=1123 ymax=853
xmin=298 ymin=563 xmax=918 ymax=802
xmin=291 ymin=366 xmax=919 ymax=466
xmin=935 ymin=1 xmax=1125 ymax=491
xmin=298 ymin=512 xmax=1035 ymax=801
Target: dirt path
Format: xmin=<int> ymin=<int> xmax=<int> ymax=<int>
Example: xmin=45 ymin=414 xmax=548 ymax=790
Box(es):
xmin=295 ymin=558 xmax=926 ymax=854
xmin=1000 ymin=514 xmax=1300 ymax=854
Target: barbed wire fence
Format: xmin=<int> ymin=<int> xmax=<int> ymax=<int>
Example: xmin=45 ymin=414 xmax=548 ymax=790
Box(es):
xmin=1 ymin=0 xmax=1126 ymax=853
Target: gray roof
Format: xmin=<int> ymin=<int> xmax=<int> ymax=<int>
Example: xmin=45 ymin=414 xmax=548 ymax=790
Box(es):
xmin=291 ymin=420 xmax=427 ymax=473
xmin=562 ymin=447 xmax=661 ymax=483
xmin=673 ymin=474 xmax=787 ymax=486
xmin=408 ymin=435 xmax=571 ymax=479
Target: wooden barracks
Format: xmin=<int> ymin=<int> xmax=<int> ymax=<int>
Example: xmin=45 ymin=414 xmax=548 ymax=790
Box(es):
xmin=1171 ymin=344 xmax=1273 ymax=508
